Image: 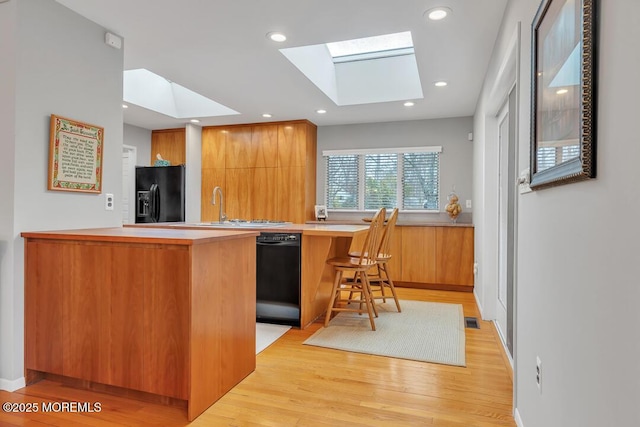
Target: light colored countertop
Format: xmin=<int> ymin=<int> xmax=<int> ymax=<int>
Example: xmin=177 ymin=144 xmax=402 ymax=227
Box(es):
xmin=127 ymin=222 xmax=370 ymax=236
xmin=21 ymin=226 xmax=259 ymax=245
xmin=306 ymin=220 xmax=474 ymax=228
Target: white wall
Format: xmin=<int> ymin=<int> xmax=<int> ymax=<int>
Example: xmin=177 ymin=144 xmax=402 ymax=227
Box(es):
xmin=317 ymin=117 xmax=474 ymax=222
xmin=474 ymin=1 xmax=640 ymax=426
xmin=0 ymin=0 xmax=19 ymax=390
xmin=0 ymin=0 xmax=124 ymax=389
xmin=185 ymin=123 xmax=202 ymax=223
xmin=123 ymin=123 xmax=151 ymax=166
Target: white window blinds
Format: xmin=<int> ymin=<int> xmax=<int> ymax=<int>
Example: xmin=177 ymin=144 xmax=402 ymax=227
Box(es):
xmin=403 ymin=152 xmax=440 ymax=210
xmin=324 ymin=147 xmax=441 ymax=211
xmin=326 ymin=155 xmax=359 ymax=209
xmin=365 ymin=153 xmax=398 ymax=209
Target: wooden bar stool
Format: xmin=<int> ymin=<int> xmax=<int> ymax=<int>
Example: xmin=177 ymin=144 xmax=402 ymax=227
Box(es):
xmin=350 ymin=208 xmax=401 ymax=312
xmin=323 ymin=208 xmax=386 ymax=331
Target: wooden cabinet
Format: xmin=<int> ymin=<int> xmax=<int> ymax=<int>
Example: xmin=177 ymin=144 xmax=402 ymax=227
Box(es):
xmin=435 ymin=227 xmax=474 ymax=286
xmin=151 ymin=128 xmax=186 ymax=165
xmin=397 ymin=225 xmax=474 ymax=289
xmin=201 ymin=120 xmax=316 ymax=222
xmin=201 ymin=127 xmax=226 ymax=169
xmin=225 ymin=126 xmax=252 ymax=168
xmin=277 ymin=122 xmax=309 ymax=167
xmin=400 ymin=227 xmax=437 ymax=283
xmin=23 ymin=228 xmax=257 ymax=421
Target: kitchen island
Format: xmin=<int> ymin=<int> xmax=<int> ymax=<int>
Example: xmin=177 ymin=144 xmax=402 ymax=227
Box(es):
xmin=128 ymin=222 xmax=369 ymax=328
xmin=22 ymin=227 xmax=258 ymax=421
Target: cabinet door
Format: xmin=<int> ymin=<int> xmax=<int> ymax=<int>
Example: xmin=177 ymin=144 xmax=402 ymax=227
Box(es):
xmin=385 ymin=230 xmax=403 ymax=283
xmin=435 ymin=227 xmax=474 ymax=286
xmin=276 ymin=166 xmax=306 ymax=223
xmin=225 ymin=168 xmax=253 ymax=219
xmin=201 ymin=168 xmax=226 ymax=222
xmin=142 ymin=246 xmax=190 ymax=399
xmin=63 ymin=244 xmax=110 ymax=383
xmin=400 ymin=227 xmax=436 ymax=283
xmin=225 ymin=126 xmax=253 ymax=168
xmin=252 ymin=168 xmax=277 ymax=220
xmin=277 ymin=123 xmax=307 ymax=167
xmin=151 ymin=129 xmax=186 ymax=165
xmin=252 ymin=125 xmax=278 ymax=167
xmin=202 ymin=128 xmax=226 ymax=169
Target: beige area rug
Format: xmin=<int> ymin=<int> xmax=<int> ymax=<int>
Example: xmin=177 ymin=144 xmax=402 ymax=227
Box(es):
xmin=303 ymin=300 xmax=466 ymax=366
xmin=256 ymin=323 xmax=291 ymax=354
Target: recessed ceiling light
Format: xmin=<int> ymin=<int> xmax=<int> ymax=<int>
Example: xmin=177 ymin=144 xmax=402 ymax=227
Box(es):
xmin=190 ymin=119 xmax=200 ymax=123
xmin=122 ymin=104 xmax=128 ymax=109
xmin=316 ymin=109 xmax=327 ymax=114
xmin=262 ymin=113 xmax=273 ymax=118
xmin=425 ymin=7 xmax=452 ymax=21
xmin=404 ymin=101 xmax=415 ymax=107
xmin=556 ymin=88 xmax=568 ymax=95
xmin=267 ymin=32 xmax=287 ymax=42
xmin=434 ymin=81 xmax=448 ymax=87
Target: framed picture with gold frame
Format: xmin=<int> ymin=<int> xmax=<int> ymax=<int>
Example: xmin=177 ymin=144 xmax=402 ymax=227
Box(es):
xmin=48 ymin=114 xmax=104 ymax=193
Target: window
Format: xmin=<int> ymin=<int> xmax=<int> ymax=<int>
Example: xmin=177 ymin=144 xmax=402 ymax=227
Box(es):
xmin=324 ymin=147 xmax=441 ymax=211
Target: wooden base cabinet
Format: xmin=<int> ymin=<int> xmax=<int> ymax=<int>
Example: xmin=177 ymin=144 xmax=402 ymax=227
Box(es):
xmin=398 ymin=225 xmax=474 ymax=290
xmin=23 ymin=229 xmax=257 ymax=421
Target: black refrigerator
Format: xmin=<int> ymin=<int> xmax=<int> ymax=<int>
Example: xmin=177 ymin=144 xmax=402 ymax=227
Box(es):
xmin=135 ymin=165 xmax=185 ymax=223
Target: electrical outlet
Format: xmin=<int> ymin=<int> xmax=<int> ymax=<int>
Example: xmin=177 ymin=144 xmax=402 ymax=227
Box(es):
xmin=536 ymin=356 xmax=542 ymax=393
xmin=105 ymin=193 xmax=114 ymax=211
xmin=473 ymin=262 xmax=478 ymax=275
xmin=465 ymin=199 xmax=472 ymax=209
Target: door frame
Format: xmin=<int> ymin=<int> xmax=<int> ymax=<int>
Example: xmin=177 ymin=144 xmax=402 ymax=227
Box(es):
xmin=484 ymin=22 xmax=521 ymax=412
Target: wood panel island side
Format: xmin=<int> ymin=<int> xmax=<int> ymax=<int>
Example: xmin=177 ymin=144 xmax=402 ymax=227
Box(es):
xmin=21 ymin=227 xmax=258 ymax=421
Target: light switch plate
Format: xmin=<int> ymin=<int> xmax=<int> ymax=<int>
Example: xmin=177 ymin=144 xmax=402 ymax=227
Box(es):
xmin=105 ymin=193 xmax=114 ymax=211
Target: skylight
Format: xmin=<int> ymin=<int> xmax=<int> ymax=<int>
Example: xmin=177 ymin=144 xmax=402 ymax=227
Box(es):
xmin=326 ymin=31 xmax=414 ymax=63
xmin=280 ymin=30 xmax=423 ymax=106
xmin=123 ymin=69 xmax=239 ymax=119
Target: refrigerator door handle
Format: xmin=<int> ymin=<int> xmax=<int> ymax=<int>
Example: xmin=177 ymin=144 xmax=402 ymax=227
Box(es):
xmin=149 ymin=184 xmax=158 ymax=222
xmin=153 ymin=184 xmax=161 ymax=222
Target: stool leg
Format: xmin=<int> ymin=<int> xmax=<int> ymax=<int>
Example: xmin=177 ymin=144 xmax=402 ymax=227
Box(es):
xmin=324 ymin=269 xmax=343 ymax=327
xmin=381 ymin=262 xmax=401 ymax=312
xmin=361 ymin=272 xmax=376 ymax=331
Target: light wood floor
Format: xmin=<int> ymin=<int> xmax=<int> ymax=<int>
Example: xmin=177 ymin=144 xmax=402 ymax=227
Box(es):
xmin=0 ymin=288 xmax=515 ymax=426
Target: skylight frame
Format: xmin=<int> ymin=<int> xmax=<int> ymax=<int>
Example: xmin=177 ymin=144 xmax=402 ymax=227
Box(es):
xmin=326 ymin=31 xmax=414 ymax=64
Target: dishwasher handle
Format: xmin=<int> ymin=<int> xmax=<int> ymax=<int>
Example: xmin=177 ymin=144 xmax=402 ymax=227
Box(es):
xmin=257 ymin=240 xmax=299 ymax=246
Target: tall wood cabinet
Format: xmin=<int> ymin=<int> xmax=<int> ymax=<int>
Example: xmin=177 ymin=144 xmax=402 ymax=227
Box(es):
xmin=201 ymin=120 xmax=316 ymax=223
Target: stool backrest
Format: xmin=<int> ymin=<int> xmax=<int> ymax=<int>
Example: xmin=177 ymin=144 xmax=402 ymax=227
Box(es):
xmin=356 ymin=207 xmax=386 ymax=266
xmin=378 ymin=208 xmax=399 ymax=257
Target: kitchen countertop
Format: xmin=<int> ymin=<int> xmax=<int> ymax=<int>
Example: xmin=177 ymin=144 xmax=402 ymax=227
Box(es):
xmin=305 ymin=220 xmax=474 ymax=228
xmin=126 ymin=222 xmax=370 ymax=236
xmin=21 ymin=226 xmax=259 ymax=245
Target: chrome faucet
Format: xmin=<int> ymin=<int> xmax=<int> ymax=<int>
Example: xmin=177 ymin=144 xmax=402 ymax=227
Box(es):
xmin=211 ymin=186 xmax=227 ymax=223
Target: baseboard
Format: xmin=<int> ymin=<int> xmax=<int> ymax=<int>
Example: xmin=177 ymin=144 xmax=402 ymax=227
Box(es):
xmin=395 ymin=281 xmax=474 ymax=292
xmin=473 ymin=288 xmax=485 ymax=318
xmin=514 ymin=407 xmax=524 ymax=427
xmin=0 ymin=376 xmax=26 ymax=392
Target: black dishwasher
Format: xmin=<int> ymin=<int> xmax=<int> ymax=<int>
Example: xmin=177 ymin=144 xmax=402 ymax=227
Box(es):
xmin=256 ymin=232 xmax=301 ymax=327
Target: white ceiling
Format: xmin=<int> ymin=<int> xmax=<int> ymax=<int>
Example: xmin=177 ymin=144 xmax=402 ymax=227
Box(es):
xmin=55 ymin=0 xmax=508 ymax=130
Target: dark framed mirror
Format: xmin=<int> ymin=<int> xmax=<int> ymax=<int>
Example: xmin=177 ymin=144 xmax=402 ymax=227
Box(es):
xmin=530 ymin=0 xmax=596 ymax=189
